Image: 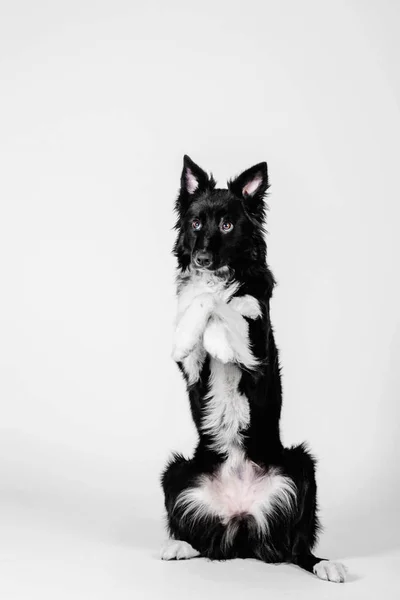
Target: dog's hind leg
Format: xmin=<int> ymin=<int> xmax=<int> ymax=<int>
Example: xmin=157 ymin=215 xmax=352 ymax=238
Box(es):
xmin=161 ymin=452 xmax=232 ymax=560
xmin=161 ymin=453 xmax=204 ymax=559
xmin=283 ymin=444 xmax=347 ymax=583
xmin=293 ymin=552 xmax=347 ymax=583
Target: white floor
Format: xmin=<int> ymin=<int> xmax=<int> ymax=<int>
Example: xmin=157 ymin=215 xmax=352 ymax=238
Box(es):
xmin=2 ymin=501 xmax=399 ymax=600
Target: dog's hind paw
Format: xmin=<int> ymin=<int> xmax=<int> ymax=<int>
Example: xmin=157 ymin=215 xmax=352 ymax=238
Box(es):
xmin=160 ymin=539 xmax=200 ymax=561
xmin=313 ymin=560 xmax=347 ymax=583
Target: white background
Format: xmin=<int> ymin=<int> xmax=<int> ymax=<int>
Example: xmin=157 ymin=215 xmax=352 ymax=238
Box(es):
xmin=1 ymin=1 xmax=399 ymax=598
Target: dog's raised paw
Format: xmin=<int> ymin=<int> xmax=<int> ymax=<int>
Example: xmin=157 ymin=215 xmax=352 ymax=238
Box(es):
xmin=229 ymin=295 xmax=262 ymax=320
xmin=203 ymin=319 xmax=234 ymax=363
xmin=313 ymin=560 xmax=347 ymax=583
xmin=172 ymin=325 xmax=197 ymax=362
xmin=160 ymin=540 xmax=200 ymax=561
xmin=173 ymin=293 xmax=216 ymax=362
xmin=182 ymin=344 xmax=206 ymax=385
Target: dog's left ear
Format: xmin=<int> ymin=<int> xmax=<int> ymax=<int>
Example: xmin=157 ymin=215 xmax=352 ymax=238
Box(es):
xmin=228 ymin=162 xmax=269 ymax=219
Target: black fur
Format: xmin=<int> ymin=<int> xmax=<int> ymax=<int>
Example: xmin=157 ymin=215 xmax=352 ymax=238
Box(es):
xmin=161 ymin=156 xmax=336 ymax=578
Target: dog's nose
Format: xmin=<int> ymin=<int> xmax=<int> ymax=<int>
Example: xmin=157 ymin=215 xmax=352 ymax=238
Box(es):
xmin=194 ymin=251 xmax=213 ymax=269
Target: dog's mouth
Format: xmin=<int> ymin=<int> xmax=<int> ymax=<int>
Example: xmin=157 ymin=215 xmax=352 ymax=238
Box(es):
xmin=190 ymin=260 xmax=231 ymax=279
xmin=191 ymin=262 xmax=215 ymax=273
xmin=190 ymin=252 xmax=232 ymax=276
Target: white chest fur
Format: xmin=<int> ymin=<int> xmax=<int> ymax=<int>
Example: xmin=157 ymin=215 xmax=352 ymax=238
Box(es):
xmin=202 ymin=358 xmax=250 ymax=454
xmin=176 ymin=268 xmax=240 ymax=318
xmin=174 ymin=269 xmax=261 ymax=451
xmin=172 ymin=271 xmax=295 ymax=543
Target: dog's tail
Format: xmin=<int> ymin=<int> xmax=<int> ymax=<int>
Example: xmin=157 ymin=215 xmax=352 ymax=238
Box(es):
xmin=221 ymin=513 xmax=258 ymax=554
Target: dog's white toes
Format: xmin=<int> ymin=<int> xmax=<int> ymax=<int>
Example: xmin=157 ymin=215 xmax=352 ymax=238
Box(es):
xmin=171 ymin=343 xmax=189 ymax=363
xmin=173 ymin=293 xmax=215 ymax=362
xmin=172 ymin=330 xmax=196 ymax=362
xmin=203 ymin=320 xmax=234 ymax=363
xmin=229 ymin=295 xmax=262 ymax=320
xmin=160 ymin=540 xmax=200 ymax=561
xmin=313 ymin=560 xmax=347 ymax=583
xmin=182 ymin=344 xmax=206 ymax=385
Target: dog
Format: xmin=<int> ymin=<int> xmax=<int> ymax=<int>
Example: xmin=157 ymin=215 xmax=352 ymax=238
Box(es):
xmin=161 ymin=155 xmax=347 ymax=583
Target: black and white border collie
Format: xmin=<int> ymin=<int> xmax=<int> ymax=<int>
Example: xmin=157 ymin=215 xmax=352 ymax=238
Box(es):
xmin=161 ymin=156 xmax=347 ymax=583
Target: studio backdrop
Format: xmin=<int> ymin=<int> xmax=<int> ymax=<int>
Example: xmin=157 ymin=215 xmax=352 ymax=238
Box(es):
xmin=0 ymin=0 xmax=399 ymax=597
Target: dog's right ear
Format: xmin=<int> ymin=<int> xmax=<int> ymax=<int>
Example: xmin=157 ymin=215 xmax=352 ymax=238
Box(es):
xmin=181 ymin=155 xmax=209 ymax=195
xmin=176 ymin=155 xmax=214 ymax=215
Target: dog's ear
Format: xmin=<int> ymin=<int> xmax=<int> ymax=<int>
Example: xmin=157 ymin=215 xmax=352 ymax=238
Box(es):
xmin=228 ymin=162 xmax=269 ymax=219
xmin=181 ymin=155 xmax=210 ymax=195
xmin=176 ymin=155 xmax=215 ymax=215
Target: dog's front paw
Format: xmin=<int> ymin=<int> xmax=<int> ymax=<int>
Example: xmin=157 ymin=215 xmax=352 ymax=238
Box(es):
xmin=203 ymin=319 xmax=234 ymax=363
xmin=161 ymin=539 xmax=200 ymax=560
xmin=229 ymin=295 xmax=261 ymax=320
xmin=182 ymin=344 xmax=206 ymax=385
xmin=173 ymin=293 xmax=215 ymax=362
xmin=172 ymin=329 xmax=195 ymax=363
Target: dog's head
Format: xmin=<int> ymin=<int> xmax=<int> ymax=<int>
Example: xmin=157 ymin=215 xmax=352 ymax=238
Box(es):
xmin=174 ymin=155 xmax=269 ymax=274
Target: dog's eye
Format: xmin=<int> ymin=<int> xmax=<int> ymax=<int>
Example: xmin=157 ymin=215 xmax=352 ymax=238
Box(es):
xmin=221 ymin=221 xmax=234 ymax=233
xmin=191 ymin=219 xmax=202 ymax=231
